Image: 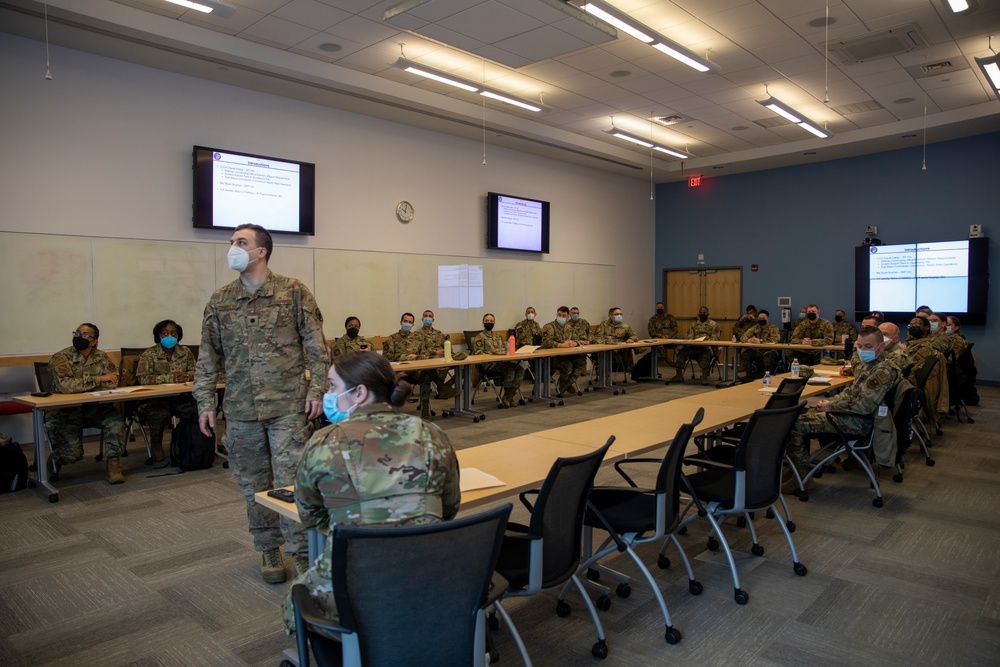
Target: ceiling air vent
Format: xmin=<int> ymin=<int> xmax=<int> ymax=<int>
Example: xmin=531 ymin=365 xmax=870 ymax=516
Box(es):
xmin=831 ymin=100 xmax=884 ymax=115
xmin=904 ymin=59 xmax=969 ymax=79
xmin=753 ymin=117 xmax=792 ymax=129
xmin=652 ymin=114 xmax=689 ymax=126
xmin=824 ymin=23 xmax=927 ymax=64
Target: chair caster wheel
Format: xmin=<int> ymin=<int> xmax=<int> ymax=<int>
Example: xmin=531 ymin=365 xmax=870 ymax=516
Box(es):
xmin=658 ymin=555 xmax=670 ymax=570
xmin=872 ymin=497 xmax=884 ymax=508
xmin=549 ymin=402 xmax=556 ymax=408
xmin=28 ymin=479 xmax=38 ymax=488
xmin=794 ymin=562 xmax=808 ymax=576
xmin=665 ymin=627 xmax=682 ymax=644
xmin=615 ymin=583 xmax=630 ymax=598
xmin=145 ymin=457 xmax=154 ymax=466
xmin=591 ymin=640 xmax=608 ymax=659
xmin=734 ymin=589 xmax=749 ymax=605
xmin=689 ymin=580 xmax=703 ymax=595
xmin=926 ymin=459 xmax=935 ymax=466
xmin=798 ymin=492 xmax=809 ymax=502
xmin=587 ymin=568 xmax=600 ymax=581
xmin=707 ymin=536 xmax=719 ymax=551
xmin=555 ymin=600 xmax=571 ymax=617
xmin=223 ymin=461 xmax=229 ymax=469
xmin=472 ymin=417 xmax=480 ymax=423
xmin=576 ymin=391 xmax=582 ymax=397
xmin=736 ymin=516 xmax=747 ymax=528
xmin=787 ymin=521 xmax=796 ymax=532
xmin=519 ymin=400 xmax=525 ymax=405
xmin=596 ymin=595 xmax=611 ymax=611
xmin=892 ymin=473 xmax=903 ymax=483
xmin=613 ymin=390 xmax=620 ymax=396
xmin=620 ymin=389 xmax=627 ymax=395
xmin=95 ymin=454 xmax=103 ymax=462
xmin=751 ymin=544 xmax=764 ymax=557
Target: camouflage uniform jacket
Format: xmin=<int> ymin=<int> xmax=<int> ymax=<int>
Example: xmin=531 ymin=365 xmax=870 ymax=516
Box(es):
xmin=833 ymin=320 xmax=859 ymax=344
xmin=928 ymin=332 xmax=955 ymax=356
xmin=571 ymin=318 xmax=592 ymax=343
xmin=827 ymin=352 xmax=900 ymax=416
xmin=137 ymin=344 xmax=196 ymax=385
xmin=193 ymin=270 xmax=328 ymax=420
xmin=381 ymin=331 xmax=428 ymax=361
xmin=849 ymin=345 xmax=906 ymax=377
xmin=595 ymin=319 xmax=638 ymax=344
xmin=740 ymin=323 xmax=779 ymax=344
xmin=648 ymin=313 xmax=678 ymax=339
xmin=295 ymin=403 xmax=461 ymax=576
xmin=943 ymin=332 xmax=969 ymax=360
xmin=472 ymin=329 xmax=509 ymax=356
xmin=686 ymin=318 xmax=721 ymax=341
xmin=48 ymin=347 xmax=118 ymax=394
xmin=330 ymin=334 xmax=372 ymax=358
xmin=417 ymin=326 xmax=447 ymax=355
xmin=732 ymin=315 xmax=757 ymax=342
xmin=790 ymin=318 xmax=834 ymax=346
xmin=903 ymin=336 xmax=941 ymax=374
xmin=514 ymin=318 xmax=541 ymax=347
xmin=541 ymin=320 xmax=577 ymax=348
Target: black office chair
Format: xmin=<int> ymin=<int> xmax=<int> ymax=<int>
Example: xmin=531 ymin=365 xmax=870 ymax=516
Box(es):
xmin=577 ymin=408 xmax=705 ymax=646
xmin=290 ymin=504 xmax=512 ymax=667
xmin=679 ymin=401 xmax=807 ymax=605
xmin=119 ymin=347 xmax=154 ymax=465
xmin=912 ymin=353 xmax=944 ymax=437
xmin=491 ymin=437 xmax=615 ymax=660
xmin=464 ymin=329 xmax=525 ymax=409
xmin=947 ymin=344 xmax=976 ymax=423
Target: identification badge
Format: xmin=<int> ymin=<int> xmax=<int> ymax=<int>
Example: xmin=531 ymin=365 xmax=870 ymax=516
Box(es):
xmin=877 ymin=405 xmax=888 ymax=417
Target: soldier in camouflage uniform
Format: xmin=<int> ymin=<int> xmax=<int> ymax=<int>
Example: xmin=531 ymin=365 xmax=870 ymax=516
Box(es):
xmin=596 ymin=306 xmax=639 ymax=375
xmin=382 ymin=313 xmax=434 ymax=419
xmin=785 ymin=326 xmax=900 ymax=492
xmin=843 ymin=316 xmax=882 ymax=376
xmin=927 ymin=313 xmax=958 ymax=359
xmin=833 ymin=309 xmax=859 ymax=345
xmin=943 ymin=315 xmax=969 ymax=360
xmin=282 ymin=351 xmax=460 ymax=637
xmin=739 ymin=309 xmax=780 ymax=380
xmin=472 ymin=313 xmax=525 ymax=407
xmin=513 ymin=306 xmax=542 ymax=348
xmin=732 ymin=304 xmax=757 ymax=342
xmin=193 ymin=224 xmax=329 ymax=584
xmin=789 ymin=303 xmax=834 ymax=366
xmin=135 ymin=319 xmax=197 ymax=462
xmin=329 ymin=316 xmax=372 ymax=357
xmin=903 ymin=316 xmax=949 ymax=417
xmin=902 ymin=316 xmax=940 ymax=373
xmin=541 ymin=306 xmax=588 ymax=397
xmin=44 ymin=323 xmax=127 ymax=483
xmin=416 ymin=310 xmax=460 ymax=404
xmin=647 ymin=302 xmax=678 ymax=364
xmin=570 ymin=306 xmax=592 ymax=344
xmin=672 ymin=306 xmax=721 ymax=385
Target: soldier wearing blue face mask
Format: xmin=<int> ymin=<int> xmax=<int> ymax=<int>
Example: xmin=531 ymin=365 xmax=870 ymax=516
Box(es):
xmin=135 ymin=319 xmax=198 ymax=461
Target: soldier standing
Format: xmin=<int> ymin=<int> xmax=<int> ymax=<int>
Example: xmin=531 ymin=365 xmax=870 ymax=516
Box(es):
xmin=672 ymin=306 xmax=721 ymax=385
xmin=194 ymin=224 xmax=329 ymax=584
xmin=472 ymin=313 xmax=525 ymax=407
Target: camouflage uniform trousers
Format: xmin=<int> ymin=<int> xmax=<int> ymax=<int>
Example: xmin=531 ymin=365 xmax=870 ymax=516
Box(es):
xmin=224 ymin=413 xmax=312 ymax=555
xmin=44 ymin=404 xmax=126 ymax=464
xmin=481 ymin=360 xmax=525 ymax=389
xmin=136 ymin=395 xmax=198 ymax=446
xmin=788 ymin=408 xmax=869 ymax=470
xmin=676 ymin=346 xmax=715 ymax=371
xmin=552 ymin=355 xmax=587 ymax=386
xmin=740 ymin=349 xmax=778 ymax=379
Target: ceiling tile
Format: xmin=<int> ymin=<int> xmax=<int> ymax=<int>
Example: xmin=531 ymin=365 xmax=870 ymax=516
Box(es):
xmin=557 ymin=47 xmax=627 ymax=72
xmin=180 ymin=6 xmax=268 ymax=34
xmin=291 ymin=32 xmax=367 ymax=60
xmin=274 ymin=0 xmax=351 ymax=30
xmin=494 ymin=25 xmax=592 ymax=64
xmin=240 ymin=16 xmax=319 ymax=48
xmin=927 ymin=82 xmax=995 ymax=109
xmin=701 ymin=5 xmax=781 ymax=34
xmin=671 ymin=0 xmax=760 ymax=20
xmin=324 ymin=15 xmax=399 ymax=43
xmin=727 ymin=22 xmax=801 ymax=50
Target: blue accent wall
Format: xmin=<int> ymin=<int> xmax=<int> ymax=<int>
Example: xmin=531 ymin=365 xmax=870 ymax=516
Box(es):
xmin=655 ymin=130 xmax=1000 ymax=383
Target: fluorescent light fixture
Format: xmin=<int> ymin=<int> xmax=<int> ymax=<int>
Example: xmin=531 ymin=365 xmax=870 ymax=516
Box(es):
xmin=582 ymin=1 xmax=719 ymax=73
xmin=975 ymin=53 xmax=1000 ymax=101
xmin=391 ymin=58 xmax=544 ymax=111
xmin=757 ymin=96 xmax=832 ymax=139
xmin=941 ymin=0 xmax=978 ymax=14
xmin=606 ymin=128 xmax=689 ymax=159
xmin=164 ymin=0 xmax=236 ymax=17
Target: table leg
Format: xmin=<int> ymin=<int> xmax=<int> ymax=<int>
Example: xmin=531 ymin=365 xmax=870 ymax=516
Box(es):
xmin=446 ymin=365 xmax=485 ymax=422
xmin=31 ymin=407 xmax=59 ymax=502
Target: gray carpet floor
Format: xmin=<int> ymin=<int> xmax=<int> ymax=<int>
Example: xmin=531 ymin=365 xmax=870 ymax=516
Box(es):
xmin=1 ymin=377 xmax=997 ymax=666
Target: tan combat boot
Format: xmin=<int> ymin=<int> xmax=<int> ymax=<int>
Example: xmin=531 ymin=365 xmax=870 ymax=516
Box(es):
xmin=700 ymin=367 xmax=711 ymax=386
xmin=420 ymin=402 xmax=432 ymax=420
xmin=261 ymin=548 xmax=286 ymax=584
xmin=294 ymin=553 xmax=311 ymax=577
xmin=106 ymin=456 xmax=125 ymax=484
xmin=504 ymin=386 xmax=518 ymax=407
xmin=671 ymin=366 xmax=685 ymax=383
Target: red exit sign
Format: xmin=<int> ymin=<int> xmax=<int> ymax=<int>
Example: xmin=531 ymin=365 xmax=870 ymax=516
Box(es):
xmin=688 ymin=176 xmax=702 ymax=187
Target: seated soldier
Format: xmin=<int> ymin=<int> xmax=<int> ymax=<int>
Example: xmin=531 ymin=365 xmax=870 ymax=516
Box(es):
xmin=330 ymin=316 xmax=372 ymax=357
xmin=902 ymin=315 xmax=949 ymax=420
xmin=833 ymin=309 xmax=859 ymax=345
xmin=732 ymin=304 xmax=757 ymax=342
xmin=789 ymin=303 xmax=834 ymax=366
xmin=472 ymin=313 xmax=525 ymax=407
xmin=671 ymin=306 xmax=721 ymax=385
xmin=595 ymin=306 xmax=638 ymax=374
xmin=416 ymin=309 xmax=460 ymax=403
xmin=784 ymin=326 xmax=901 ymax=492
xmin=841 ymin=315 xmax=881 ymax=376
xmin=542 ymin=306 xmax=587 ymax=397
xmin=44 ymin=323 xmax=127 ymax=484
xmin=135 ymin=319 xmax=198 ymax=462
xmin=513 ymin=306 xmax=542 ymax=348
xmin=570 ymin=306 xmax=591 ymax=344
xmin=382 ymin=312 xmax=433 ymax=419
xmin=739 ymin=309 xmax=779 ymax=380
xmin=647 ymin=301 xmax=678 ymax=365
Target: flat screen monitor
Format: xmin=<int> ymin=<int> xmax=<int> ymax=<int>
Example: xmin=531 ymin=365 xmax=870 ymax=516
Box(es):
xmin=192 ymin=146 xmax=315 ymax=236
xmin=854 ymin=237 xmax=989 ymax=325
xmin=486 ymin=192 xmax=550 ymax=253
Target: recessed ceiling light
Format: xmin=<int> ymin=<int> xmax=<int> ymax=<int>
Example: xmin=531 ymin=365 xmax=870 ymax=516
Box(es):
xmin=609 ymin=70 xmax=631 ymax=78
xmin=893 ymin=97 xmax=916 ymax=104
xmin=808 ymin=16 xmax=836 ymax=27
xmin=318 ymin=43 xmax=342 ymax=53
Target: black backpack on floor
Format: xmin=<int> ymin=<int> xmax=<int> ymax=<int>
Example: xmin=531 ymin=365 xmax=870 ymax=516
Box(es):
xmin=0 ymin=432 xmax=29 ymax=493
xmin=170 ymin=418 xmax=217 ymax=471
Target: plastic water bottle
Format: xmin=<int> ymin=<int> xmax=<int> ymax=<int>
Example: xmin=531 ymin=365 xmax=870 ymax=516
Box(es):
xmin=508 ymin=335 xmax=516 ymax=356
xmin=790 ymin=358 xmax=800 ymax=379
xmin=763 ymin=371 xmax=772 ymax=388
xmin=444 ymin=339 xmax=452 ymax=362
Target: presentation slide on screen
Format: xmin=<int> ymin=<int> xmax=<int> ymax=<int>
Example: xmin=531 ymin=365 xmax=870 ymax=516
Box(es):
xmin=496 ymin=196 xmax=543 ymax=252
xmin=869 ymin=240 xmax=968 ymax=312
xmin=439 ymin=264 xmax=484 ymax=310
xmin=212 ymin=152 xmax=300 ymax=232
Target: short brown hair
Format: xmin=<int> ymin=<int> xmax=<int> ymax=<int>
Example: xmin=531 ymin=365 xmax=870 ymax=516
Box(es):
xmin=234 ymin=223 xmax=273 ymax=261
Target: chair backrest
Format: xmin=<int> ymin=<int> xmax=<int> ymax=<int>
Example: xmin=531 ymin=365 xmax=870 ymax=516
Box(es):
xmin=463 ymin=330 xmax=484 ymax=350
xmin=912 ymin=353 xmax=939 ymax=391
xmin=734 ymin=401 xmax=806 ymax=509
xmin=34 ymin=362 xmax=53 ymax=393
xmin=527 ymin=437 xmax=614 ymax=588
xmin=655 ymin=408 xmax=704 ymax=525
xmin=327 ymin=504 xmax=512 ymax=667
xmin=774 ymin=376 xmax=807 ymax=397
xmin=186 ymin=344 xmax=199 ymax=360
xmin=120 ymin=347 xmax=147 ymax=387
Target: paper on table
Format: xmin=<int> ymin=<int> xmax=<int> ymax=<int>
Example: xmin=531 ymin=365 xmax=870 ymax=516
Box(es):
xmin=515 ymin=345 xmax=540 ymax=354
xmin=87 ymin=387 xmax=153 ymax=396
xmin=807 ymin=377 xmax=833 ymax=385
xmin=812 ymin=367 xmax=842 ymax=376
xmin=691 ymin=336 xmax=707 ymax=341
xmin=460 ymin=467 xmax=506 ymax=492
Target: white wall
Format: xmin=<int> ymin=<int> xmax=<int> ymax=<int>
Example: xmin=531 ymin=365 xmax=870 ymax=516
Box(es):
xmin=0 ymin=33 xmax=655 ymax=441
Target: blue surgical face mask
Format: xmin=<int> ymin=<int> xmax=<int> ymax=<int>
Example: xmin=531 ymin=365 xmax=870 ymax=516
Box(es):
xmin=422 ymin=317 xmax=433 ymax=327
xmin=556 ymin=316 xmax=567 ymax=326
xmin=401 ymin=322 xmax=413 ymax=332
xmin=160 ymin=336 xmax=178 ymax=350
xmin=613 ymin=315 xmax=622 ymax=324
xmin=798 ymin=312 xmax=806 ymax=319
xmin=858 ymin=349 xmax=877 ymax=363
xmin=571 ymin=314 xmax=579 ymax=321
xmin=323 ymin=386 xmax=358 ymax=424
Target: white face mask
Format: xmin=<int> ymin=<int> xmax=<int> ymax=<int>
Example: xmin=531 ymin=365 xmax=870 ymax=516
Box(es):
xmin=227 ymin=245 xmax=259 ymax=272
xmin=526 ymin=313 xmax=535 ymax=321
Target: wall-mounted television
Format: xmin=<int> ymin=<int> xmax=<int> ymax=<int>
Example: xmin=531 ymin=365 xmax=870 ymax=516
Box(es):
xmin=193 ymin=146 xmax=315 ymax=236
xmin=486 ymin=192 xmax=550 ymax=253
xmin=854 ymin=237 xmax=989 ymax=325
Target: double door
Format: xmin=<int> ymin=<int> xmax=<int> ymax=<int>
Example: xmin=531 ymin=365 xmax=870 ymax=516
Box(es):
xmin=663 ymin=268 xmax=742 ymax=341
